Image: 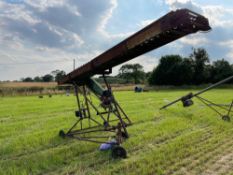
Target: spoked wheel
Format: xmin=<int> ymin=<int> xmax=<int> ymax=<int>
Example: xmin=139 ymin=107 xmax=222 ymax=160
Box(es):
xmin=222 ymin=115 xmax=231 ymax=122
xmin=59 ymin=130 xmax=66 ymax=138
xmin=111 ymin=145 xmax=127 ymax=159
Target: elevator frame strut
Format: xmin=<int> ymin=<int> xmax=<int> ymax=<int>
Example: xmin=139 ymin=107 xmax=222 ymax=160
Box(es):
xmin=59 ymin=73 xmax=132 ymax=147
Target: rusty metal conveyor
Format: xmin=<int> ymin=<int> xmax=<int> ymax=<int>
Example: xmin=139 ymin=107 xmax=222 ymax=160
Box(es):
xmin=58 ymin=9 xmax=211 ymax=158
xmin=59 ymin=9 xmax=211 ymax=85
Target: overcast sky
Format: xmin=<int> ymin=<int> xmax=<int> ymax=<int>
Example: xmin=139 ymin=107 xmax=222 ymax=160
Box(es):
xmin=0 ymin=0 xmax=233 ymax=80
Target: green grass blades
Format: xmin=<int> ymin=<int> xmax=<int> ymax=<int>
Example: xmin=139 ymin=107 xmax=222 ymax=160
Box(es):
xmin=0 ymin=89 xmax=233 ymax=175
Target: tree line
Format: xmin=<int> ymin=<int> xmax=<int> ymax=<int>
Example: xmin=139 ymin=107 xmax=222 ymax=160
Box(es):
xmin=117 ymin=48 xmax=233 ymax=85
xmin=19 ymin=48 xmax=233 ymax=85
xmin=21 ymin=70 xmax=66 ymax=82
xmin=148 ymin=48 xmax=233 ymax=85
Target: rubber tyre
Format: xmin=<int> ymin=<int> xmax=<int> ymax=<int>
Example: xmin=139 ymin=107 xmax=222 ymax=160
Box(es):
xmin=111 ymin=146 xmax=127 ymax=159
xmin=59 ymin=130 xmax=66 ymax=138
xmin=222 ymin=115 xmax=230 ymax=122
xmin=121 ymin=131 xmax=129 ymax=139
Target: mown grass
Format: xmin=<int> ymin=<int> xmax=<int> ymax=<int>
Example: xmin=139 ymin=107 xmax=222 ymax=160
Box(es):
xmin=0 ymin=89 xmax=233 ymax=175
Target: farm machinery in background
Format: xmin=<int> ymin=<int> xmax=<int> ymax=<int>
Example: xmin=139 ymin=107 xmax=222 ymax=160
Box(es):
xmin=58 ymin=9 xmax=211 ymax=158
xmin=160 ymin=75 xmax=233 ymax=121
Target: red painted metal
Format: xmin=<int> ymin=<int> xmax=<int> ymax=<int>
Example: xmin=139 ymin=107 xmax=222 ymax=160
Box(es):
xmin=59 ymin=9 xmax=211 ymax=85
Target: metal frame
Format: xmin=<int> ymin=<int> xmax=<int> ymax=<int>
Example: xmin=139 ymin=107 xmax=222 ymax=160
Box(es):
xmin=160 ymin=75 xmax=233 ymax=121
xmin=60 ymin=75 xmax=132 ymax=145
xmin=195 ymin=96 xmax=233 ymax=121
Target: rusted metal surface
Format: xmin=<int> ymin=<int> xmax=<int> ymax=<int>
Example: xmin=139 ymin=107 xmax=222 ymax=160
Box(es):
xmin=59 ymin=8 xmax=211 ymax=85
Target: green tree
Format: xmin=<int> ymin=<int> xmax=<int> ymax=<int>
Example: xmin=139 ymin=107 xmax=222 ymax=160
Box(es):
xmin=22 ymin=77 xmax=34 ymax=82
xmin=149 ymin=48 xmax=233 ymax=86
xmin=190 ymin=48 xmax=210 ymax=84
xmin=34 ymin=76 xmax=42 ymax=82
xmin=145 ymin=71 xmax=152 ymax=80
xmin=42 ymin=74 xmax=54 ymax=82
xmin=118 ymin=64 xmax=145 ymax=84
xmin=210 ymin=59 xmax=233 ymax=83
xmin=149 ymin=55 xmax=193 ymax=85
xmin=119 ymin=64 xmax=133 ymax=83
xmin=51 ymin=70 xmax=66 ymax=82
xmin=178 ymin=58 xmax=195 ymax=85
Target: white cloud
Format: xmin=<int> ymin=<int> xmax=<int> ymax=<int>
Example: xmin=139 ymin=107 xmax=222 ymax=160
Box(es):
xmin=165 ymin=0 xmax=190 ymax=5
xmin=97 ymin=0 xmax=117 ymax=37
xmin=129 ymin=55 xmax=159 ymax=72
xmin=165 ymin=0 xmax=233 ymax=28
xmin=219 ymin=40 xmax=233 ymax=47
xmin=112 ymin=54 xmax=159 ymax=75
xmin=0 ymin=44 xmax=104 ymax=80
xmin=0 ymin=4 xmax=40 ymax=25
xmin=139 ymin=19 xmax=154 ymax=28
xmin=0 ymin=0 xmax=233 ymax=80
xmin=165 ymin=0 xmax=202 ymax=13
xmin=0 ymin=1 xmax=84 ymax=49
xmin=219 ymin=40 xmax=233 ymax=61
xmin=0 ymin=0 xmax=118 ymax=80
xmin=24 ymin=0 xmax=66 ymax=10
xmin=180 ymin=35 xmax=209 ymax=46
xmin=226 ymin=53 xmax=233 ymax=62
xmin=203 ymin=6 xmax=233 ymax=28
xmin=96 ymin=0 xmax=133 ymax=40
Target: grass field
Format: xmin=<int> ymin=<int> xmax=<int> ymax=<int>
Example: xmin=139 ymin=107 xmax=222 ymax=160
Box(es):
xmin=0 ymin=89 xmax=233 ymax=175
